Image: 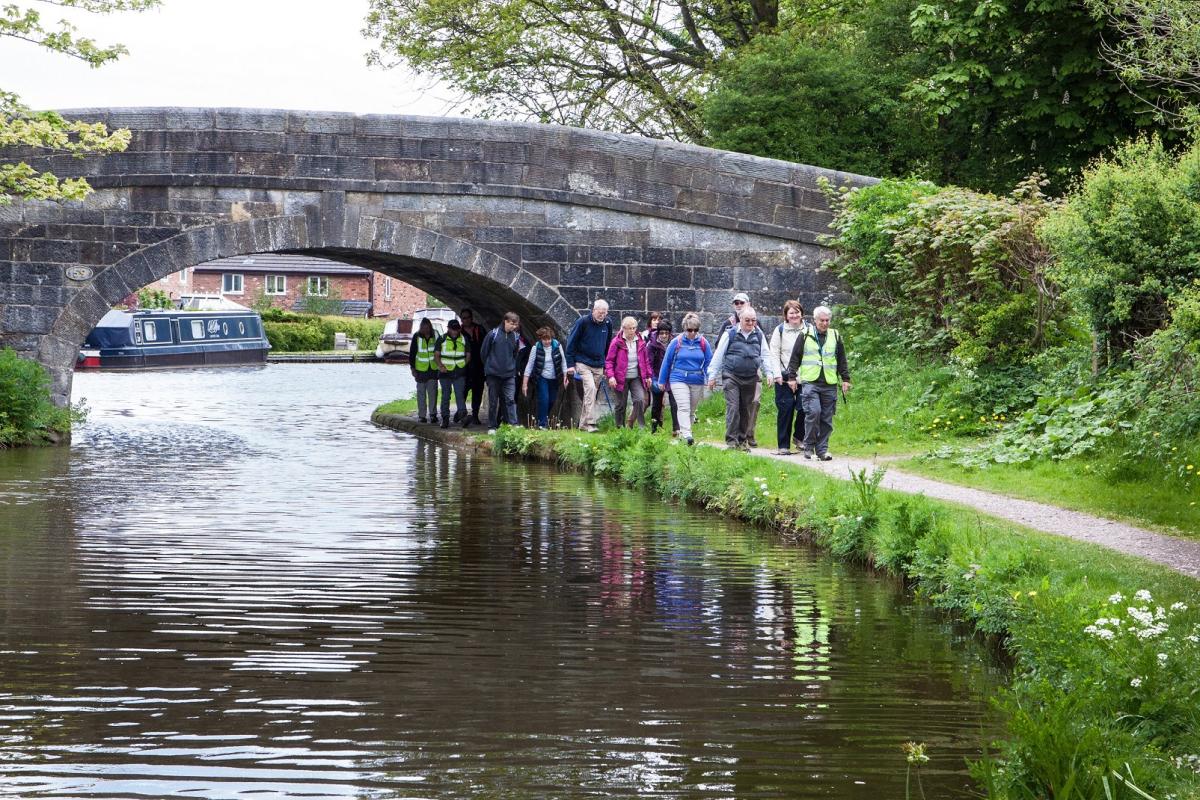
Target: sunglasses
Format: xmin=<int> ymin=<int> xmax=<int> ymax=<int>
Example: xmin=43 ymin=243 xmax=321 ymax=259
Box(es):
xmin=733 ymin=300 xmax=745 ymax=305
xmin=685 ymin=327 xmax=700 ymax=332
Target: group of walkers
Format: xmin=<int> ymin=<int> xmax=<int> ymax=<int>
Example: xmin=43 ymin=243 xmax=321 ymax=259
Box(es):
xmin=409 ymin=292 xmax=852 ymax=459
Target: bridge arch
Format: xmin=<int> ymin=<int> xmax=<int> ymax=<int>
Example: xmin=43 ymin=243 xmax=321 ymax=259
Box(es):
xmin=0 ymin=107 xmax=876 ymax=404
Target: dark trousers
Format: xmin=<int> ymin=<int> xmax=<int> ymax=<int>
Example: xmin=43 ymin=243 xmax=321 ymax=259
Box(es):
xmin=650 ymin=385 xmax=679 ymax=432
xmin=801 ymin=382 xmax=838 ymax=455
xmin=722 ymin=372 xmax=758 ymax=445
xmin=533 ymin=376 xmax=559 ymax=428
xmin=439 ymin=374 xmax=467 ymax=421
xmin=774 ymin=382 xmax=804 ymax=449
xmin=486 ymin=375 xmax=518 ymax=428
xmin=465 ymin=367 xmax=485 ymax=419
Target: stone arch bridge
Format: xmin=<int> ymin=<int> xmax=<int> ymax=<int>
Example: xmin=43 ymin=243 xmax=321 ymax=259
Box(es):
xmin=0 ymin=108 xmax=873 ymax=404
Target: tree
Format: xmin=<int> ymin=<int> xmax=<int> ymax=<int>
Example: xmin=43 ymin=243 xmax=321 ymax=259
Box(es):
xmin=1 ymin=1 xmax=159 ymax=205
xmin=904 ymin=0 xmax=1178 ymax=192
xmin=1086 ymin=0 xmax=1200 ymax=127
xmin=702 ymin=15 xmax=937 ymax=177
xmin=364 ymin=0 xmax=798 ymax=140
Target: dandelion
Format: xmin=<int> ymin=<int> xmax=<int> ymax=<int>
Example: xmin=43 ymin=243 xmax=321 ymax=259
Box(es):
xmin=1027 ymin=591 xmax=1037 ymax=597
xmin=1130 ymin=677 xmax=1143 ymax=688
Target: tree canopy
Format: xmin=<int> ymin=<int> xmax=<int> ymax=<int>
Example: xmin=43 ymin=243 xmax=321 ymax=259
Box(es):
xmin=1 ymin=0 xmax=158 ymax=205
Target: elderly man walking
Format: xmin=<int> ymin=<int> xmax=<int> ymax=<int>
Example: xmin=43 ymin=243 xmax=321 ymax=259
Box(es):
xmin=565 ymin=299 xmax=613 ymax=432
xmin=786 ymin=305 xmax=851 ymax=460
xmin=708 ymin=306 xmax=775 ymax=451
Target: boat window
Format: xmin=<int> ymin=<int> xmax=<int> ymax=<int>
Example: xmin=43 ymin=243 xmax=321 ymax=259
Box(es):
xmin=238 ymin=321 xmax=246 ymax=335
xmin=222 ymin=323 xmax=229 ymax=335
xmin=191 ymin=320 xmax=205 ymax=339
xmin=143 ymin=321 xmax=158 ymax=342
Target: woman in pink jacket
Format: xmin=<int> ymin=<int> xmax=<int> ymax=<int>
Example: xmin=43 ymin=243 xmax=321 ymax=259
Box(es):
xmin=604 ymin=316 xmax=653 ymax=428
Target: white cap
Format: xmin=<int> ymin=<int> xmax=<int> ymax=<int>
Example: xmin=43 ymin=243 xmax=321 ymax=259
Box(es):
xmin=732 ymin=292 xmax=750 ymax=304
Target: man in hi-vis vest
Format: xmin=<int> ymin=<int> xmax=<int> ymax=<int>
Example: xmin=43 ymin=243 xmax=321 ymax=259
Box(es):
xmin=785 ymin=305 xmax=851 ymax=460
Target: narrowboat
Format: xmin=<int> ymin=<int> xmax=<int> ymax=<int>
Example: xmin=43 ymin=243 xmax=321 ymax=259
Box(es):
xmin=77 ymin=309 xmax=271 ymax=369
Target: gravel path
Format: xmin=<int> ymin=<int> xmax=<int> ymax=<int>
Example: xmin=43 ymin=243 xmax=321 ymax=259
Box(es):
xmin=743 ymin=445 xmax=1200 ymax=580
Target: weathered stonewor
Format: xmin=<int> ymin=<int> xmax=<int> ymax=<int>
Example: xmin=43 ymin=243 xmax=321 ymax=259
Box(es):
xmin=0 ymin=108 xmax=876 ymax=404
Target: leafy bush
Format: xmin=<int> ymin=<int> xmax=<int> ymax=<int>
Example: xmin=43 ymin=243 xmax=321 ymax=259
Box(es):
xmin=824 ymin=175 xmax=1074 ymax=367
xmin=262 ymin=315 xmax=386 ymax=352
xmin=1041 ymin=136 xmax=1200 ymax=358
xmin=136 ymin=288 xmax=173 ymax=309
xmin=0 ymin=349 xmax=78 ymax=447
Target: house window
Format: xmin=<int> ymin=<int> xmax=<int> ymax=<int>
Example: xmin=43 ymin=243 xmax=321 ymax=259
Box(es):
xmin=307 ymin=276 xmax=329 ymax=296
xmin=222 ymin=273 xmax=244 ymax=294
xmin=266 ymin=274 xmax=287 ymax=295
xmin=178 ymin=268 xmax=187 ymax=284
xmin=384 ymin=276 xmax=393 ymax=301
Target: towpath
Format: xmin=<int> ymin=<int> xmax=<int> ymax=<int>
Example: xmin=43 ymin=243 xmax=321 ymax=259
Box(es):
xmin=745 ymin=445 xmax=1200 ymax=580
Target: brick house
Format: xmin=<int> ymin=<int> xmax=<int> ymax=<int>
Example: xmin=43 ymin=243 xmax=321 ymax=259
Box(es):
xmin=176 ymin=254 xmax=428 ymax=318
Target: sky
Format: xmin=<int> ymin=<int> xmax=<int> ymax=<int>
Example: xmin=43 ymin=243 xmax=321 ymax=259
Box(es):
xmin=1 ymin=0 xmax=456 ymax=115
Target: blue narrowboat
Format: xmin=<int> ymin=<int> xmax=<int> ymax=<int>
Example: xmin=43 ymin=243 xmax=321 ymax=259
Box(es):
xmin=77 ymin=309 xmax=271 ymax=369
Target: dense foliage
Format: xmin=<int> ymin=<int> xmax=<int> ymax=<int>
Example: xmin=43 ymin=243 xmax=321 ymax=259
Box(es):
xmin=1041 ymin=137 xmax=1200 ymax=357
xmin=0 ymin=348 xmax=77 ymax=447
xmin=822 ymin=175 xmax=1074 ymax=368
xmin=260 ymin=309 xmax=385 ymax=352
xmin=1 ymin=1 xmax=158 ymax=204
xmin=488 ymin=424 xmax=1200 ymax=799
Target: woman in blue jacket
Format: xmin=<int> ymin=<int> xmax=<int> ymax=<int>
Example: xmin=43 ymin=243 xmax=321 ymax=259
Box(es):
xmin=656 ymin=312 xmax=711 ymax=445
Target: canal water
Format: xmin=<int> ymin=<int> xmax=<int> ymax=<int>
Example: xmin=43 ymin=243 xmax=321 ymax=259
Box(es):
xmin=0 ymin=365 xmax=1004 ymax=798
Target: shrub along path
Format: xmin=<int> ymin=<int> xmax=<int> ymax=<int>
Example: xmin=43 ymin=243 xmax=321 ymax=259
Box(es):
xmin=746 ymin=445 xmax=1200 ymax=579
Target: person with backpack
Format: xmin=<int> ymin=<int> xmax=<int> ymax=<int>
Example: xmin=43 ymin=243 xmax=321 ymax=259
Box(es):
xmin=459 ymin=308 xmax=487 ymax=426
xmin=434 ymin=318 xmax=470 ymax=429
xmin=785 ymin=305 xmax=852 ymax=460
xmin=647 ymin=320 xmax=679 ymax=435
xmin=767 ymin=300 xmax=813 ymax=454
xmin=481 ymin=311 xmax=523 ymax=433
xmin=564 ymin=299 xmax=613 ymax=432
xmin=409 ymin=317 xmax=440 ymax=424
xmin=707 ymin=306 xmax=776 ymax=451
xmin=716 ymin=292 xmax=766 ymax=447
xmin=657 ymin=312 xmax=712 ymax=446
xmin=604 ymin=316 xmax=653 ymax=428
xmin=521 ymin=326 xmax=569 ymax=429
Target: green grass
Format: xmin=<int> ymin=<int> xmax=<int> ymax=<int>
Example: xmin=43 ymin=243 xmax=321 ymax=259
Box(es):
xmin=374 ymin=397 xmax=418 ymax=416
xmin=897 ymin=445 xmax=1200 ymax=536
xmin=487 ymin=425 xmax=1200 ymax=800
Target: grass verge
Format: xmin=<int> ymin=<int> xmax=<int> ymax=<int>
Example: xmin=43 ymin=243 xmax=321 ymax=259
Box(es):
xmin=484 ymin=424 xmax=1200 ymax=800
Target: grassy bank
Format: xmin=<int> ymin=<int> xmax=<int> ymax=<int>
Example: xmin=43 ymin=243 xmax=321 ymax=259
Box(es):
xmin=460 ymin=423 xmax=1199 ymax=799
xmin=697 ymin=340 xmax=1200 ymax=537
xmin=0 ymin=348 xmax=80 ymax=448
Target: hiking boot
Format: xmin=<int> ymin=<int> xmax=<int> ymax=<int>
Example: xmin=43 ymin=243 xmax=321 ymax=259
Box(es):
xmin=802 ymin=449 xmax=814 ymax=460
xmin=440 ymin=420 xmax=449 ymax=429
xmin=748 ymin=438 xmax=758 ymax=448
xmin=686 ymin=437 xmax=695 ymax=446
xmin=418 ymin=416 xmax=427 ymax=424
xmin=430 ymin=416 xmax=439 ymax=425
xmin=775 ymin=448 xmax=792 ymax=456
xmin=487 ymin=428 xmax=497 ymax=435
xmin=819 ymin=453 xmax=833 ymax=461
xmin=739 ymin=441 xmax=751 ymax=452
xmin=453 ymin=410 xmax=464 ymax=423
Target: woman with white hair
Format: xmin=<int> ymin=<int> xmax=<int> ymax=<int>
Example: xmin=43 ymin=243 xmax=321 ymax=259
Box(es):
xmin=604 ymin=316 xmax=652 ymax=427
xmin=656 ymin=312 xmax=711 ymax=445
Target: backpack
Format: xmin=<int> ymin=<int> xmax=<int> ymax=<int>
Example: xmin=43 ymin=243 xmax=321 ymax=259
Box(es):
xmin=662 ymin=334 xmax=708 ymax=385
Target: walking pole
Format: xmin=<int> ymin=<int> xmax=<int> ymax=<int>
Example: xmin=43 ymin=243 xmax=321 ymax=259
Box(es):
xmin=840 ymin=383 xmax=849 ymax=406
xmin=600 ymin=377 xmax=616 ymax=422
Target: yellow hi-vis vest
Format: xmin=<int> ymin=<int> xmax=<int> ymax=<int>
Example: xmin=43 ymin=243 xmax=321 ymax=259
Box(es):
xmin=414 ymin=336 xmax=437 ymax=373
xmin=439 ymin=335 xmax=466 ymax=369
xmin=798 ymin=328 xmax=840 ymax=384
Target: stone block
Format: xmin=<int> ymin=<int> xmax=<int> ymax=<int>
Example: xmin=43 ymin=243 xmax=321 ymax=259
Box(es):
xmin=236 ymin=153 xmax=295 ymax=177
xmin=287 ymin=111 xmax=356 ymax=135
xmin=603 ymin=264 xmax=627 ymax=286
xmin=591 ymin=246 xmax=639 ymax=264
xmin=26 ymin=240 xmax=79 ymax=264
xmin=215 ymin=109 xmax=288 ymax=131
xmin=522 ymin=261 xmax=560 ymax=285
xmin=92 ymin=265 xmax=134 ymax=305
xmin=2 ymin=304 xmax=53 ymax=334
xmin=692 ymin=267 xmax=734 ymax=290
xmin=522 ymin=243 xmax=567 ymax=263
xmin=286 ymin=133 xmax=340 ymax=155
xmin=561 ymin=263 xmax=603 ymax=285
xmin=627 ymin=264 xmax=692 ymax=289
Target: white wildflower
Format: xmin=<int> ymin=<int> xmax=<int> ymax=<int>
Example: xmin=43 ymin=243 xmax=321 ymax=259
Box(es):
xmin=1134 ymin=589 xmax=1153 ymax=603
xmin=1186 ymin=635 xmax=1199 ymax=644
xmin=1155 ymin=606 xmax=1167 ymax=620
xmin=1128 ymin=607 xmax=1154 ymax=626
xmin=1130 ymin=677 xmax=1143 ymax=688
xmin=762 ymin=490 xmax=769 ymax=496
xmin=1157 ymin=653 xmax=1168 ymax=666
xmin=1171 ymin=602 xmax=1188 ymax=612
xmin=1108 ymin=593 xmax=1125 ymax=604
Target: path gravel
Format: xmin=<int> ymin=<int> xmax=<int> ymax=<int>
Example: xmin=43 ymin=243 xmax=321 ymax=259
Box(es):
xmin=745 ymin=446 xmax=1200 ymax=580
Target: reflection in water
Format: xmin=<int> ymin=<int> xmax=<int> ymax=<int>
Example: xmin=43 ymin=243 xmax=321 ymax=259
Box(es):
xmin=0 ymin=365 xmax=1003 ymax=798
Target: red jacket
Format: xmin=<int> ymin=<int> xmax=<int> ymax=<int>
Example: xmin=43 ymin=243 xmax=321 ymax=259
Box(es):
xmin=604 ymin=334 xmax=653 ymax=392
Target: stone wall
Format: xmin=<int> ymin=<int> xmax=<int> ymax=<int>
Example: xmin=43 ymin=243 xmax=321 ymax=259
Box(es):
xmin=0 ymin=107 xmax=876 ymax=403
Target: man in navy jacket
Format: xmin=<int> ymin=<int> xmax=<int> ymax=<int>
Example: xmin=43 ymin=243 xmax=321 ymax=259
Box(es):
xmin=565 ymin=299 xmax=613 ymax=432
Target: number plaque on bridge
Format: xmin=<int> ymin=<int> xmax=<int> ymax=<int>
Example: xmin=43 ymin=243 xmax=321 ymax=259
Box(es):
xmin=65 ymin=266 xmax=94 ymax=282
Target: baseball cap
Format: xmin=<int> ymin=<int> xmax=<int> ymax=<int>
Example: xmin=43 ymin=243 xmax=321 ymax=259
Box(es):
xmin=732 ymin=292 xmax=750 ymax=304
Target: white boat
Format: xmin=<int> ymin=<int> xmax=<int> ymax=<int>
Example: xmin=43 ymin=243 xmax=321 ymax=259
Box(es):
xmin=375 ymin=308 xmax=458 ymax=361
